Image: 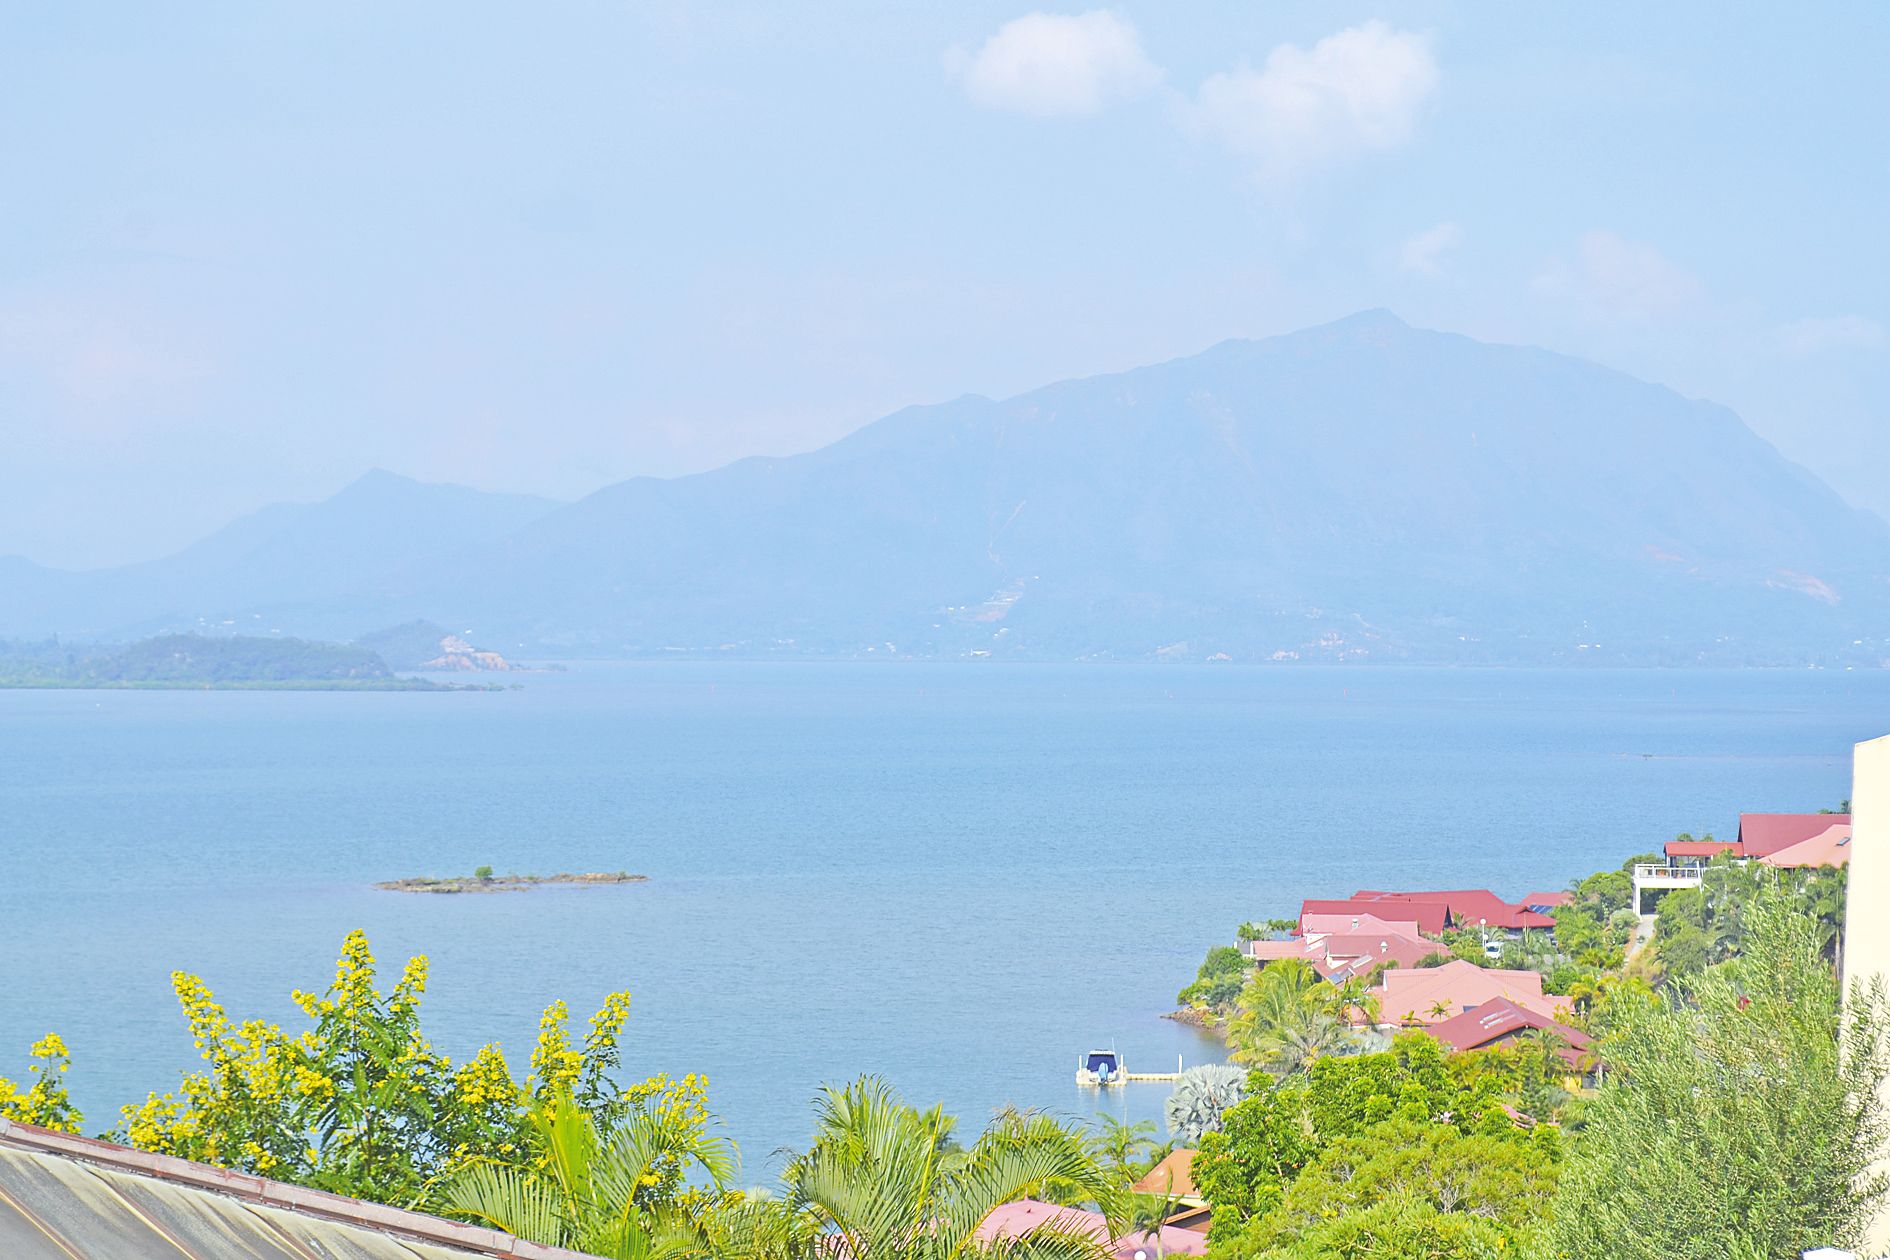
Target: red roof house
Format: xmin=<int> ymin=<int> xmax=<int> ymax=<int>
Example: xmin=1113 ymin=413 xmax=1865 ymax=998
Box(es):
xmin=1298 ymin=911 xmax=1429 ymax=940
xmin=1374 ymin=960 xmax=1568 ymax=1027
xmin=1130 ymin=1149 xmax=1201 ymax=1202
xmin=1758 ymin=822 xmax=1851 ymax=870
xmin=1350 ymin=889 xmax=1557 ymax=931
xmin=1665 ymin=840 xmax=1738 ymax=860
xmin=1311 ymin=932 xmax=1439 ymax=980
xmin=1247 ymin=926 xmax=1438 ymax=980
xmin=1422 ymin=997 xmax=1592 ymax=1067
xmin=1301 ymin=897 xmax=1450 ymax=936
xmin=1737 ymin=813 xmax=1851 ymax=859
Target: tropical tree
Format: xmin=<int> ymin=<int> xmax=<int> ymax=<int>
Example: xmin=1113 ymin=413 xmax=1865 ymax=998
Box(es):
xmin=1179 ymin=944 xmax=1254 ymax=1009
xmin=1193 ymin=1034 xmax=1558 ymax=1249
xmin=1795 ymin=865 xmax=1848 ymax=962
xmin=1549 ymin=888 xmax=1890 ymax=1259
xmin=1222 ymin=1119 xmax=1559 ymax=1259
xmin=1086 ymin=1114 xmax=1159 ymax=1182
xmin=439 ymin=1090 xmax=737 ymax=1259
xmin=775 ymin=1077 xmax=1124 ymax=1260
xmin=1225 ymin=961 xmax=1365 ymax=1075
xmin=1164 ymin=1064 xmax=1248 ymax=1144
xmin=1562 ymin=970 xmax=1654 ymax=1028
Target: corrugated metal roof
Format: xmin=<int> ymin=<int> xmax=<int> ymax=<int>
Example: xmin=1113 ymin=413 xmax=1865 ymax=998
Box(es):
xmin=0 ymin=1119 xmax=599 ymax=1260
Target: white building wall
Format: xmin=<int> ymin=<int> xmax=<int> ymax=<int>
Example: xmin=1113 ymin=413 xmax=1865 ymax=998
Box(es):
xmin=1844 ymin=734 xmax=1890 ymax=1255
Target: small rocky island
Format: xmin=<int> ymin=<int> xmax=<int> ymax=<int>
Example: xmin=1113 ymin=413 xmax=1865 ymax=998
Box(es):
xmin=376 ymin=869 xmax=648 ymax=894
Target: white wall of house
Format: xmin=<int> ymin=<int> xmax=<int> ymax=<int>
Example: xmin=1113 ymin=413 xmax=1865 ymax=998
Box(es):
xmin=1844 ymin=734 xmax=1890 ymax=1255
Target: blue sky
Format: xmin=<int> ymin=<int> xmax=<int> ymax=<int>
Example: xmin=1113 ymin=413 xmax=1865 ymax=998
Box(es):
xmin=5 ymin=2 xmax=1887 ymax=567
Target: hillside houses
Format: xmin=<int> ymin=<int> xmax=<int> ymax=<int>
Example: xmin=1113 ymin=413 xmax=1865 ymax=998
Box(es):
xmin=1635 ymin=811 xmax=1851 ymax=911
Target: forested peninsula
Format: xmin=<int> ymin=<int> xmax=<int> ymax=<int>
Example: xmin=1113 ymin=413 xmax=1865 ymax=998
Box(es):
xmin=0 ymin=634 xmax=466 ymax=690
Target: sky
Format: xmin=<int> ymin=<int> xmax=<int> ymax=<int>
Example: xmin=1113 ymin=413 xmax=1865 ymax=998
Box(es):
xmin=4 ymin=2 xmax=1888 ymax=568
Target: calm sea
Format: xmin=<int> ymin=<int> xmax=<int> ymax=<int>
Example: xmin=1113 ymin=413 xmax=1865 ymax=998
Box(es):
xmin=1 ymin=664 xmax=1882 ymax=1176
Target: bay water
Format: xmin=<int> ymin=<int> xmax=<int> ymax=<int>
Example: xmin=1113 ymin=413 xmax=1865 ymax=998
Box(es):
xmin=1 ymin=663 xmax=1882 ymax=1177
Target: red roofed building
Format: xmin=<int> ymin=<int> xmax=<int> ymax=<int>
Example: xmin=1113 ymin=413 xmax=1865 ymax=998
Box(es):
xmin=1300 ymin=897 xmax=1450 ymax=936
xmin=1297 ymin=912 xmax=1428 ymax=940
xmin=1373 ymin=960 xmax=1568 ymax=1027
xmin=1246 ymin=925 xmax=1439 ymax=981
xmin=1737 ymin=813 xmax=1851 ymax=859
xmin=1313 ymin=932 xmax=1439 ymax=979
xmin=1422 ymin=998 xmax=1593 ymax=1071
xmin=1664 ymin=839 xmax=1737 ymax=865
xmin=1759 ymin=822 xmax=1851 ymax=870
xmin=1640 ymin=814 xmax=1854 ymax=910
xmin=1349 ymin=889 xmax=1558 ymax=933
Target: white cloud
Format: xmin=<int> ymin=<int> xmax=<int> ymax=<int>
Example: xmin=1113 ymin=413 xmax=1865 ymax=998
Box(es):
xmin=1533 ymin=230 xmax=1705 ymax=322
xmin=1187 ymin=22 xmax=1437 ymax=179
xmin=1399 ymin=221 xmax=1461 ymax=277
xmin=949 ymin=10 xmax=1161 ymax=118
xmin=1777 ymin=314 xmax=1889 ymax=356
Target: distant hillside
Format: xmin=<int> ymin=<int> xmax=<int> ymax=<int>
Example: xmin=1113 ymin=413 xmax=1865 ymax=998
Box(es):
xmin=0 ymin=471 xmax=561 ymax=640
xmin=5 ymin=314 xmax=1888 ymax=665
xmin=354 ymin=619 xmax=518 ymax=671
xmin=0 ymin=634 xmax=449 ymax=690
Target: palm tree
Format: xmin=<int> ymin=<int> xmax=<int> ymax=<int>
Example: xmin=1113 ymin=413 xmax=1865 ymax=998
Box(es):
xmin=440 ymin=1092 xmax=737 ymax=1260
xmin=1265 ymin=1013 xmax=1348 ymax=1076
xmin=1225 ymin=960 xmax=1371 ymax=1075
xmin=1797 ymin=867 xmax=1848 ymax=963
xmin=1086 ymin=1115 xmax=1158 ymax=1182
xmin=781 ymin=1078 xmax=1123 ymax=1260
xmin=1328 ymin=974 xmax=1380 ymax=1026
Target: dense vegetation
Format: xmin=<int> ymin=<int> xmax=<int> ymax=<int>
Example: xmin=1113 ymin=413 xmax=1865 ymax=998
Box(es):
xmin=353 ymin=619 xmax=456 ymax=669
xmin=1193 ymin=1035 xmax=1564 ymax=1258
xmin=0 ymin=633 xmax=450 ymax=689
xmin=1550 ymin=895 xmax=1889 ymax=1260
xmin=1159 ymin=837 xmax=1874 ymax=1258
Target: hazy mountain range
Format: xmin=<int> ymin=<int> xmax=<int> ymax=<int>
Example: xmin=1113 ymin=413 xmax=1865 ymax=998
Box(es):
xmin=7 ymin=311 xmax=1887 ymax=665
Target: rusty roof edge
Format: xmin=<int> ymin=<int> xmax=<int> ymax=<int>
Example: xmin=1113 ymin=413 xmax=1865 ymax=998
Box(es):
xmin=0 ymin=1119 xmax=599 ymax=1260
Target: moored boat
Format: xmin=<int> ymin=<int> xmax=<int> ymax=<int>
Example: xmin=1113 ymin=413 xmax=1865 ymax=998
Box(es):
xmin=1076 ymin=1048 xmax=1123 ymax=1086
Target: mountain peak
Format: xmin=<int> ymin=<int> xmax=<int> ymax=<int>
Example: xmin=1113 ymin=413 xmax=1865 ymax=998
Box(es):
xmin=342 ymin=468 xmax=423 ymax=494
xmin=1324 ymin=308 xmax=1410 ymax=333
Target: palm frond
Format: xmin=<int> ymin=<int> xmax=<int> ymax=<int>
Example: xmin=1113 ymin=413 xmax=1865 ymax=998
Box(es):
xmin=439 ymin=1160 xmax=567 ymax=1247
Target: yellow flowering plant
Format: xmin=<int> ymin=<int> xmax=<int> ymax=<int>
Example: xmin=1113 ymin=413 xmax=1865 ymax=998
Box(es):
xmin=0 ymin=1033 xmax=83 ymax=1134
xmin=114 ymin=929 xmax=674 ymax=1211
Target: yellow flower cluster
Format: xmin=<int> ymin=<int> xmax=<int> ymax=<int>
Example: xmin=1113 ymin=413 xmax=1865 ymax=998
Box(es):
xmin=586 ymin=991 xmax=632 ymax=1057
xmin=528 ymin=1001 xmax=584 ymax=1096
xmin=454 ymin=1043 xmax=520 ymax=1111
xmin=121 ymin=1092 xmax=187 ymax=1153
xmin=291 ymin=1064 xmax=336 ymax=1101
xmin=293 ymin=929 xmax=385 ymax=1023
xmin=0 ymin=1033 xmax=83 ymax=1133
xmin=119 ymin=970 xmax=298 ymax=1167
xmin=390 ymin=955 xmax=429 ymax=1021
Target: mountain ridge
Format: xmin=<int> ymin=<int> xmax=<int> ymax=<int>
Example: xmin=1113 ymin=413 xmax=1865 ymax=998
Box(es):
xmin=6 ymin=314 xmax=1886 ymax=665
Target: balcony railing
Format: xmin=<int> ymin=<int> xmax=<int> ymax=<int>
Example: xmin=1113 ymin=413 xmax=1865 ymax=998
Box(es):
xmin=1632 ymin=864 xmax=1703 ymax=882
